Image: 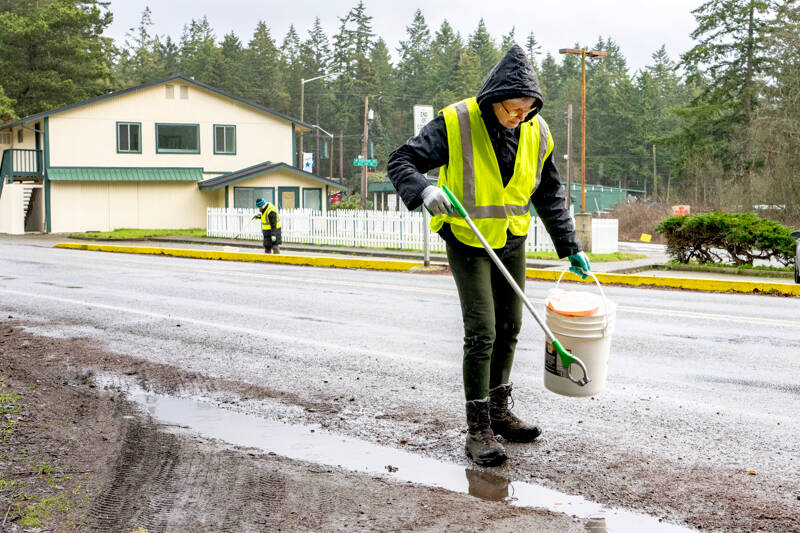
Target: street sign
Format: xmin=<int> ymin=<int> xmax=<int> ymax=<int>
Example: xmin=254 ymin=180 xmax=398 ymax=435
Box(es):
xmin=353 ymin=158 xmax=378 ymax=167
xmin=413 ymin=105 xmax=434 ymax=136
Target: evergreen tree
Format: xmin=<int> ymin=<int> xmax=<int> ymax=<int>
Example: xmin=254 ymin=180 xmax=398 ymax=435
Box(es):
xmin=429 ymin=20 xmax=464 ymax=111
xmin=114 ymin=6 xmax=162 ymax=87
xmin=396 ymin=8 xmax=433 ymax=136
xmin=0 ymin=0 xmax=113 ymax=117
xmin=500 ymin=26 xmax=517 ymax=51
xmin=216 ymin=32 xmax=247 ymax=96
xmin=178 ymin=17 xmax=220 ymax=83
xmin=330 ymin=2 xmax=377 ymax=186
xmin=467 ymin=19 xmax=500 ymax=78
xmin=0 ymin=85 xmax=16 ymax=122
xmin=678 ymin=0 xmax=779 ymax=206
xmin=525 ymin=31 xmax=543 ymax=70
xmin=453 ymin=49 xmax=483 ymax=99
xmin=369 ymin=38 xmax=396 ymax=168
xmin=246 ymin=21 xmax=288 ymax=112
xmin=281 ymin=25 xmax=304 ymax=117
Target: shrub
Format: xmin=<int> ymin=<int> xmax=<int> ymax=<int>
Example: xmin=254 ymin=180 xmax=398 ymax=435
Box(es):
xmin=655 ymin=212 xmax=796 ymax=266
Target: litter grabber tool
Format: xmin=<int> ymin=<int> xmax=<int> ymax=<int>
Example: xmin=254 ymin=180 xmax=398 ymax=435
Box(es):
xmin=441 ymin=184 xmax=591 ymax=387
xmin=233 ymin=217 xmax=257 ymax=240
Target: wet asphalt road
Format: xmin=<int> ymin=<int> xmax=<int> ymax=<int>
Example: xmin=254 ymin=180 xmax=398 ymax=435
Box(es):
xmin=1 ymin=236 xmax=799 ymax=530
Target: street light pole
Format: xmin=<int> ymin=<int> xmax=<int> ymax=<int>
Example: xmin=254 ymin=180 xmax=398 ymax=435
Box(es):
xmin=559 ymin=47 xmax=607 ymax=213
xmin=299 ymin=72 xmax=339 ymax=168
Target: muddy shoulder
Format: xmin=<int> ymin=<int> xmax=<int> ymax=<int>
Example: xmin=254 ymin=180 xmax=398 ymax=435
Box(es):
xmin=0 ymin=322 xmax=582 ymax=532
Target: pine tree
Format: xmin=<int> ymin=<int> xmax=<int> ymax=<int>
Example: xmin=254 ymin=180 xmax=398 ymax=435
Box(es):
xmin=678 ymin=0 xmax=779 ymax=206
xmin=179 ymin=17 xmax=220 ymax=84
xmin=281 ymin=25 xmax=304 ymax=117
xmin=500 ymin=27 xmax=517 ymax=51
xmin=216 ymin=32 xmax=247 ymax=96
xmin=0 ymin=85 xmax=16 ymax=122
xmin=429 ymin=20 xmax=464 ymax=111
xmin=246 ymin=21 xmax=288 ymax=113
xmin=114 ymin=7 xmax=162 ymax=87
xmin=525 ymin=32 xmax=543 ymax=70
xmin=396 ymin=10 xmax=433 ymax=121
xmin=0 ymin=0 xmax=113 ymax=117
xmin=467 ymin=19 xmax=500 ymax=78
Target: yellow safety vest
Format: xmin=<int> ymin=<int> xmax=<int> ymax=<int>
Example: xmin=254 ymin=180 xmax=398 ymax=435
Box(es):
xmin=260 ymin=203 xmax=281 ymax=230
xmin=431 ymin=97 xmax=554 ymax=249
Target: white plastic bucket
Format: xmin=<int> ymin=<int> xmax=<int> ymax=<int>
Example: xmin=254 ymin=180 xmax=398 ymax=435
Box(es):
xmin=544 ymin=272 xmax=616 ymax=397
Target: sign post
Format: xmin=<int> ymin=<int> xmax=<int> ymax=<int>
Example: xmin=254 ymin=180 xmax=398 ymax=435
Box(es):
xmin=414 ymin=105 xmax=435 ymax=267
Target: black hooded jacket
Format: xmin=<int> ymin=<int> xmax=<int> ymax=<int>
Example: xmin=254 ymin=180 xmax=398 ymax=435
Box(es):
xmin=387 ymin=45 xmax=580 ymax=258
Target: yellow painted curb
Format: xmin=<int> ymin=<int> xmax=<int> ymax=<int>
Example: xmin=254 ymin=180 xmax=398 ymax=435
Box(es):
xmin=55 ymin=243 xmax=424 ymax=272
xmin=525 ymin=268 xmax=800 ymax=296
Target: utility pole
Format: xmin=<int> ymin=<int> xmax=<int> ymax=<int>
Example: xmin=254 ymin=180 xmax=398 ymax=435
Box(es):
xmin=362 ymin=94 xmax=369 ymax=209
xmin=566 ymin=103 xmax=573 ymax=211
xmin=361 ymin=94 xmax=379 ymax=209
xmin=315 ymin=104 xmax=320 ymax=176
xmin=559 ymin=47 xmax=607 ymax=213
xmin=339 ymin=129 xmax=344 ymax=184
xmin=652 ymin=143 xmax=657 ymax=203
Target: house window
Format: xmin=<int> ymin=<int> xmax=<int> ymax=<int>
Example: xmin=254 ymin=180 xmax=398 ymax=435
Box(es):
xmin=165 ymin=84 xmax=175 ymax=99
xmin=0 ymin=132 xmax=10 ymax=145
xmin=303 ymin=188 xmax=322 ymax=211
xmin=180 ymin=85 xmax=189 ymax=99
xmin=214 ymin=125 xmax=236 ymax=154
xmin=155 ymin=123 xmax=200 ymax=153
xmin=234 ymin=187 xmax=274 ymax=208
xmin=17 ymin=129 xmax=23 ymax=143
xmin=117 ymin=122 xmax=141 ymax=153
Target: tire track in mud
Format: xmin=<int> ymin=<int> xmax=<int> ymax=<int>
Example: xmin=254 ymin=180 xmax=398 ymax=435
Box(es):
xmin=87 ymin=401 xmax=177 ymax=532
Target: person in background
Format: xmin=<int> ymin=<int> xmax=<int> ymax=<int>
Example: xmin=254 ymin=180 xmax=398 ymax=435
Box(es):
xmin=253 ymin=198 xmax=281 ymax=254
xmin=387 ymin=44 xmax=591 ymax=467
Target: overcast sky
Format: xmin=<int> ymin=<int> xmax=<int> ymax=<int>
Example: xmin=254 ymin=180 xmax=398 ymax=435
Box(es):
xmin=104 ymin=0 xmax=703 ymax=73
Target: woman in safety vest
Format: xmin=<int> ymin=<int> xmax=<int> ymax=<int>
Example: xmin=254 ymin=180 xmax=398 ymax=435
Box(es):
xmin=253 ymin=198 xmax=281 ymax=254
xmin=388 ymin=45 xmax=591 ymax=467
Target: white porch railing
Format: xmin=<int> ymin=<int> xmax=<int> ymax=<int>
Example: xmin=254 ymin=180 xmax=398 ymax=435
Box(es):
xmin=207 ymin=208 xmax=562 ymax=253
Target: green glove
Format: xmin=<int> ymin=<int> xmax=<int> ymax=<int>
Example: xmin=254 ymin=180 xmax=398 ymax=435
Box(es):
xmin=568 ymin=252 xmax=591 ymax=279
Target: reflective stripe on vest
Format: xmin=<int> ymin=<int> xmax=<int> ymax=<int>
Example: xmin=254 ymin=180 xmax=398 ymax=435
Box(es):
xmin=260 ymin=203 xmax=281 ymax=230
xmin=431 ymin=97 xmax=553 ymax=248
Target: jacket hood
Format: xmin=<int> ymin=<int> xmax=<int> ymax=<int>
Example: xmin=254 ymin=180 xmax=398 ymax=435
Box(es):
xmin=476 ymin=44 xmax=543 ymax=119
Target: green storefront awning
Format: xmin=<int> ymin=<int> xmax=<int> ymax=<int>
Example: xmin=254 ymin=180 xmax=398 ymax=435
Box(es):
xmin=47 ymin=167 xmax=204 ymax=181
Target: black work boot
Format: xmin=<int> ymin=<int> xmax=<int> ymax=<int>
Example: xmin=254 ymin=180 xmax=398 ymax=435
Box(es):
xmin=465 ymin=398 xmax=507 ymax=467
xmin=489 ymin=384 xmax=541 ymax=442
xmin=272 ymin=245 xmax=281 ymax=254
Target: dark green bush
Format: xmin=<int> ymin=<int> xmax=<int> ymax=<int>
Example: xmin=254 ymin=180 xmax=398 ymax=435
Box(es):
xmin=655 ymin=212 xmax=797 ymax=266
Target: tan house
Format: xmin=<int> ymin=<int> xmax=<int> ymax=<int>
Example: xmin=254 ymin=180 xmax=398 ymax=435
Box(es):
xmin=0 ymin=74 xmax=344 ymax=234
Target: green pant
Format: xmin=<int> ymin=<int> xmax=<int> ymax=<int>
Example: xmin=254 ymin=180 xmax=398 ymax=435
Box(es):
xmin=447 ymin=243 xmax=526 ymax=401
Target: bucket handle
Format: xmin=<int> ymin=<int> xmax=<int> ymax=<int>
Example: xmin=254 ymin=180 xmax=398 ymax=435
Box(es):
xmin=555 ymin=270 xmax=610 ymax=335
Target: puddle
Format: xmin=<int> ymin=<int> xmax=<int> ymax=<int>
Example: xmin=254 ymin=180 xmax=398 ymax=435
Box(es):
xmin=100 ymin=375 xmax=695 ymax=533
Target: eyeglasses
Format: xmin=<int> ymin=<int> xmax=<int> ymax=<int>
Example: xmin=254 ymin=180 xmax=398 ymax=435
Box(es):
xmin=500 ymin=101 xmax=533 ymax=118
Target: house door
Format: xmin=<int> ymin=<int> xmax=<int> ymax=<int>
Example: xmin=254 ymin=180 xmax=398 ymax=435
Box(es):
xmin=279 ymin=187 xmax=299 ymax=209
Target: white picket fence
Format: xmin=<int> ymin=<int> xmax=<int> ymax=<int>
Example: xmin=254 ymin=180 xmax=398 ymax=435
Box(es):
xmin=207 ymin=208 xmax=561 ymax=253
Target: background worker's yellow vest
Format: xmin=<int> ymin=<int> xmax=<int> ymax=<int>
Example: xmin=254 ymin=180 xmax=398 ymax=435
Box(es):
xmin=431 ymin=97 xmax=554 ymax=249
xmin=260 ymin=203 xmax=281 ymax=230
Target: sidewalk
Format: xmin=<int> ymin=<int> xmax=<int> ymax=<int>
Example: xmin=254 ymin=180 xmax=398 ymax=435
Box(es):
xmin=49 ymin=234 xmax=798 ymax=296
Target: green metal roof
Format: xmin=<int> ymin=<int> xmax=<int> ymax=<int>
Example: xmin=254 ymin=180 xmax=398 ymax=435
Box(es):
xmin=47 ymin=167 xmax=204 ymax=181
